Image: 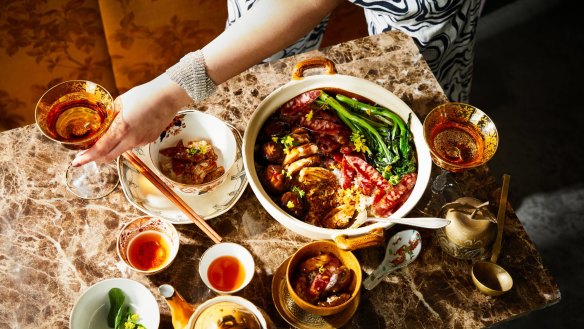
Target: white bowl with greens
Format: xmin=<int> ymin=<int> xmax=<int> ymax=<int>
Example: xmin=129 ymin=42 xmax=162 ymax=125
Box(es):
xmin=69 ymin=278 xmax=159 ymax=329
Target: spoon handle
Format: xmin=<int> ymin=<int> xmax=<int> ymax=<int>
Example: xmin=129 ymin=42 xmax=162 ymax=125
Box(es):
xmin=362 ymin=263 xmax=406 ymax=290
xmin=491 ymin=174 xmax=511 ymax=264
xmin=366 ymin=217 xmax=451 ymax=229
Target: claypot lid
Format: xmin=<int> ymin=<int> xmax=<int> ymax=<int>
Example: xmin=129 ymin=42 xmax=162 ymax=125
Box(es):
xmin=190 ymin=297 xmax=267 ymax=329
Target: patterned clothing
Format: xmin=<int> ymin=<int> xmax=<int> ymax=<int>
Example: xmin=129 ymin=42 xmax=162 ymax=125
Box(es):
xmin=226 ymin=0 xmax=483 ymax=102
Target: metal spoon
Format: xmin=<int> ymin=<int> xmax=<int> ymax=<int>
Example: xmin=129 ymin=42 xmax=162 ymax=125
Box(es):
xmin=471 ymin=174 xmax=514 ymax=296
xmin=364 ymin=216 xmax=451 ymax=229
xmin=362 ymin=229 xmax=422 ymax=290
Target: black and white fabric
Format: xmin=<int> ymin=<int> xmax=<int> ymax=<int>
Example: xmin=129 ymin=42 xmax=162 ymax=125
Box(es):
xmin=226 ymin=0 xmax=484 ymax=102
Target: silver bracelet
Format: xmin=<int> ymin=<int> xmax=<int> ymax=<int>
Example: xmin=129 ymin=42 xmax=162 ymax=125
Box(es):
xmin=165 ymin=50 xmax=217 ymax=101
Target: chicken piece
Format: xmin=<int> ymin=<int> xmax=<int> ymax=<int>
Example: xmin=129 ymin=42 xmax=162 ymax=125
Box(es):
xmin=317 ymin=293 xmax=352 ymax=307
xmin=285 ymin=155 xmax=320 ymax=177
xmin=297 ymin=167 xmax=337 ymax=186
xmin=320 ymin=204 xmax=355 ymax=229
xmin=184 ymin=159 xmax=217 ymax=184
xmin=297 ymin=167 xmax=340 ymax=226
xmin=324 ymin=266 xmax=352 ymax=294
xmin=283 ymin=143 xmax=319 ymax=165
xmin=289 ymin=127 xmax=312 ymax=145
xmin=202 ymin=166 xmax=225 ymax=183
xmin=299 ymin=253 xmax=333 ymax=273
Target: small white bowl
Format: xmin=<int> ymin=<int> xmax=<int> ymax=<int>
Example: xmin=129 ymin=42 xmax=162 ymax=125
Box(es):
xmin=149 ymin=110 xmax=238 ymax=195
xmin=70 ymin=278 xmax=160 ymax=329
xmin=117 ymin=216 xmax=180 ymax=275
xmin=199 ymin=242 xmax=255 ymax=294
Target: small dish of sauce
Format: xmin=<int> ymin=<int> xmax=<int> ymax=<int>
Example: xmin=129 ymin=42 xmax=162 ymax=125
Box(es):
xmin=199 ymin=243 xmax=255 ymax=294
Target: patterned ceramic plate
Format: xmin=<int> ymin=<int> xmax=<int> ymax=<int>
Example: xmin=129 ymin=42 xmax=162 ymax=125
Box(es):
xmin=117 ymin=129 xmax=247 ymax=224
xmin=271 ymin=257 xmax=360 ymax=329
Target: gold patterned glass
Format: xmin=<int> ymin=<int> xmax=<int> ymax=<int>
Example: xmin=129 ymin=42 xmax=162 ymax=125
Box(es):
xmin=419 ymin=102 xmax=498 ymax=216
xmin=423 ymin=102 xmax=498 ymax=172
xmin=35 ymin=80 xmax=119 ymax=199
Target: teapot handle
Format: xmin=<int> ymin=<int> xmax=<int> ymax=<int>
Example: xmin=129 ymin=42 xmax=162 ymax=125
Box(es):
xmin=159 ymin=284 xmax=195 ymax=329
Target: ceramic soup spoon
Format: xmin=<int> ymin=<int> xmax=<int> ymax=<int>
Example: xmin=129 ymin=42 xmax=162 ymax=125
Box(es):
xmin=362 ymin=229 xmax=422 ymax=290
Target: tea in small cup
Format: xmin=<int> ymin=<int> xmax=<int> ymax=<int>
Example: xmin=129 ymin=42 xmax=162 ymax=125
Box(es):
xmin=117 ymin=216 xmax=180 ymax=274
xmin=198 ymin=242 xmax=255 ymax=294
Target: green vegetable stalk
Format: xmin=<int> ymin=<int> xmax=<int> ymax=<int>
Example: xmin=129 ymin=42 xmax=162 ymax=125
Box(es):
xmin=335 ymin=94 xmax=410 ymax=158
xmin=317 ymin=91 xmax=416 ymax=183
xmin=318 ymin=92 xmax=395 ymax=164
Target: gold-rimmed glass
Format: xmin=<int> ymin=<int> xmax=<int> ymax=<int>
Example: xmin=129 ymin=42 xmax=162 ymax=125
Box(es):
xmin=420 ymin=102 xmax=499 ymax=215
xmin=35 ymin=80 xmax=119 ymax=199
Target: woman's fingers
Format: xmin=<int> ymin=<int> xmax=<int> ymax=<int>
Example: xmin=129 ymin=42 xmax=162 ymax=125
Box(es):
xmin=71 ymin=74 xmax=191 ymax=167
xmin=71 ymin=115 xmax=127 ymax=166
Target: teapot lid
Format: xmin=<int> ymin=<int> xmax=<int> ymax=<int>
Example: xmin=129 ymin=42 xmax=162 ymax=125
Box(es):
xmin=191 ymin=297 xmax=265 ymax=329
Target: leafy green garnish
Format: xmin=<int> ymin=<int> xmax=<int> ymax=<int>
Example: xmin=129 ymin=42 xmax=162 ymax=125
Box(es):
xmin=291 ymin=186 xmax=305 ymax=198
xmin=115 ymin=305 xmax=130 ymax=329
xmin=186 ymin=147 xmax=200 ymax=155
xmin=107 ymin=288 xmax=147 ymax=329
xmin=108 ymin=288 xmax=125 ymax=328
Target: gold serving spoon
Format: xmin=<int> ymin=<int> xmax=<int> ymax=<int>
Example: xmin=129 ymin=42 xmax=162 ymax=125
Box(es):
xmin=471 ymin=174 xmax=513 ymax=296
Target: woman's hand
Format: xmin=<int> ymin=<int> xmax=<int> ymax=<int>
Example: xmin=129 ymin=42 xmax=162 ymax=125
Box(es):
xmin=71 ymin=74 xmax=192 ymax=166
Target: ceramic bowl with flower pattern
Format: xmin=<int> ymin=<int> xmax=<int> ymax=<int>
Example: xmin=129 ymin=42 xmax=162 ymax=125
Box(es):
xmin=149 ymin=110 xmax=238 ymax=194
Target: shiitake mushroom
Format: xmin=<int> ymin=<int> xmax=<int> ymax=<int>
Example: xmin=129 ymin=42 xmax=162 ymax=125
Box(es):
xmin=260 ymin=117 xmax=290 ymax=140
xmin=260 ymin=141 xmax=285 ymax=164
xmin=260 ymin=164 xmax=289 ymax=194
xmin=280 ymin=191 xmax=306 ymax=219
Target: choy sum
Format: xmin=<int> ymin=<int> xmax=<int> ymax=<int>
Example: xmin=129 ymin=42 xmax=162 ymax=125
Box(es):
xmin=107 ymin=287 xmax=147 ymax=329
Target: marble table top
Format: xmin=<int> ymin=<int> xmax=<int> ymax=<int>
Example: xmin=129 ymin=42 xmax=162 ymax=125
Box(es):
xmin=0 ymin=31 xmax=560 ymax=328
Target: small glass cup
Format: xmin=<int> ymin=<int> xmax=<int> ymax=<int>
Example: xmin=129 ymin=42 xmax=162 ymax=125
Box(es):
xmin=117 ymin=216 xmax=180 ymax=275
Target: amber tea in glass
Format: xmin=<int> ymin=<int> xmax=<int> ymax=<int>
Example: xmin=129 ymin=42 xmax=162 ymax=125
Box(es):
xmin=35 ymin=80 xmax=119 ymax=199
xmin=423 ymin=103 xmax=498 ymax=172
xmin=36 ymin=80 xmax=115 ymax=150
xmin=417 ymin=103 xmax=498 ymax=216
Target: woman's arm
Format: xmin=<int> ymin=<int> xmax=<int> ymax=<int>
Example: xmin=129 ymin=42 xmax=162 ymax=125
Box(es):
xmin=72 ymin=0 xmax=343 ymax=166
xmin=204 ymin=0 xmax=343 ymax=84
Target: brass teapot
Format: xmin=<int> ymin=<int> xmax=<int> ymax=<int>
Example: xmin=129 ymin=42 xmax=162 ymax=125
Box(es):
xmin=158 ymin=284 xmax=271 ymax=329
xmin=436 ymin=197 xmax=497 ymax=260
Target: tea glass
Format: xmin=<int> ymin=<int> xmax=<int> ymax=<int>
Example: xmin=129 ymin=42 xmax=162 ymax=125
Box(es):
xmin=420 ymin=102 xmax=498 ymax=216
xmin=35 ymin=80 xmax=119 ymax=199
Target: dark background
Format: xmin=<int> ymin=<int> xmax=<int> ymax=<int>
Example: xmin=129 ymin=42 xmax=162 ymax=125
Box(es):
xmin=471 ymin=0 xmax=584 ymax=327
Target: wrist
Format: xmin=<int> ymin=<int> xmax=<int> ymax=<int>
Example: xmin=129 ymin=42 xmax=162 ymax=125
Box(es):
xmin=151 ymin=73 xmax=193 ymax=110
xmin=165 ymin=50 xmax=217 ymax=102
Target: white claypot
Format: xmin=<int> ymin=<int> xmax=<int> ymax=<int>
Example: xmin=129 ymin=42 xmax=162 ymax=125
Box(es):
xmin=242 ymin=58 xmax=432 ymax=249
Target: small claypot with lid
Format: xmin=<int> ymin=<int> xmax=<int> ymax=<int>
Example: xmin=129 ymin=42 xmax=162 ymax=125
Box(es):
xmin=436 ymin=197 xmax=497 ymax=260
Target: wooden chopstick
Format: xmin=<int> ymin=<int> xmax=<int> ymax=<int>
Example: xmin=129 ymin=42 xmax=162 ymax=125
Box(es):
xmin=122 ymin=151 xmax=222 ymax=244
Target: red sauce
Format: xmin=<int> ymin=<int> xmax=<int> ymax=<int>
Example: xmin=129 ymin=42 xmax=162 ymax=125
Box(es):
xmin=207 ymin=256 xmax=246 ymax=292
xmin=127 ymin=231 xmax=171 ymax=271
